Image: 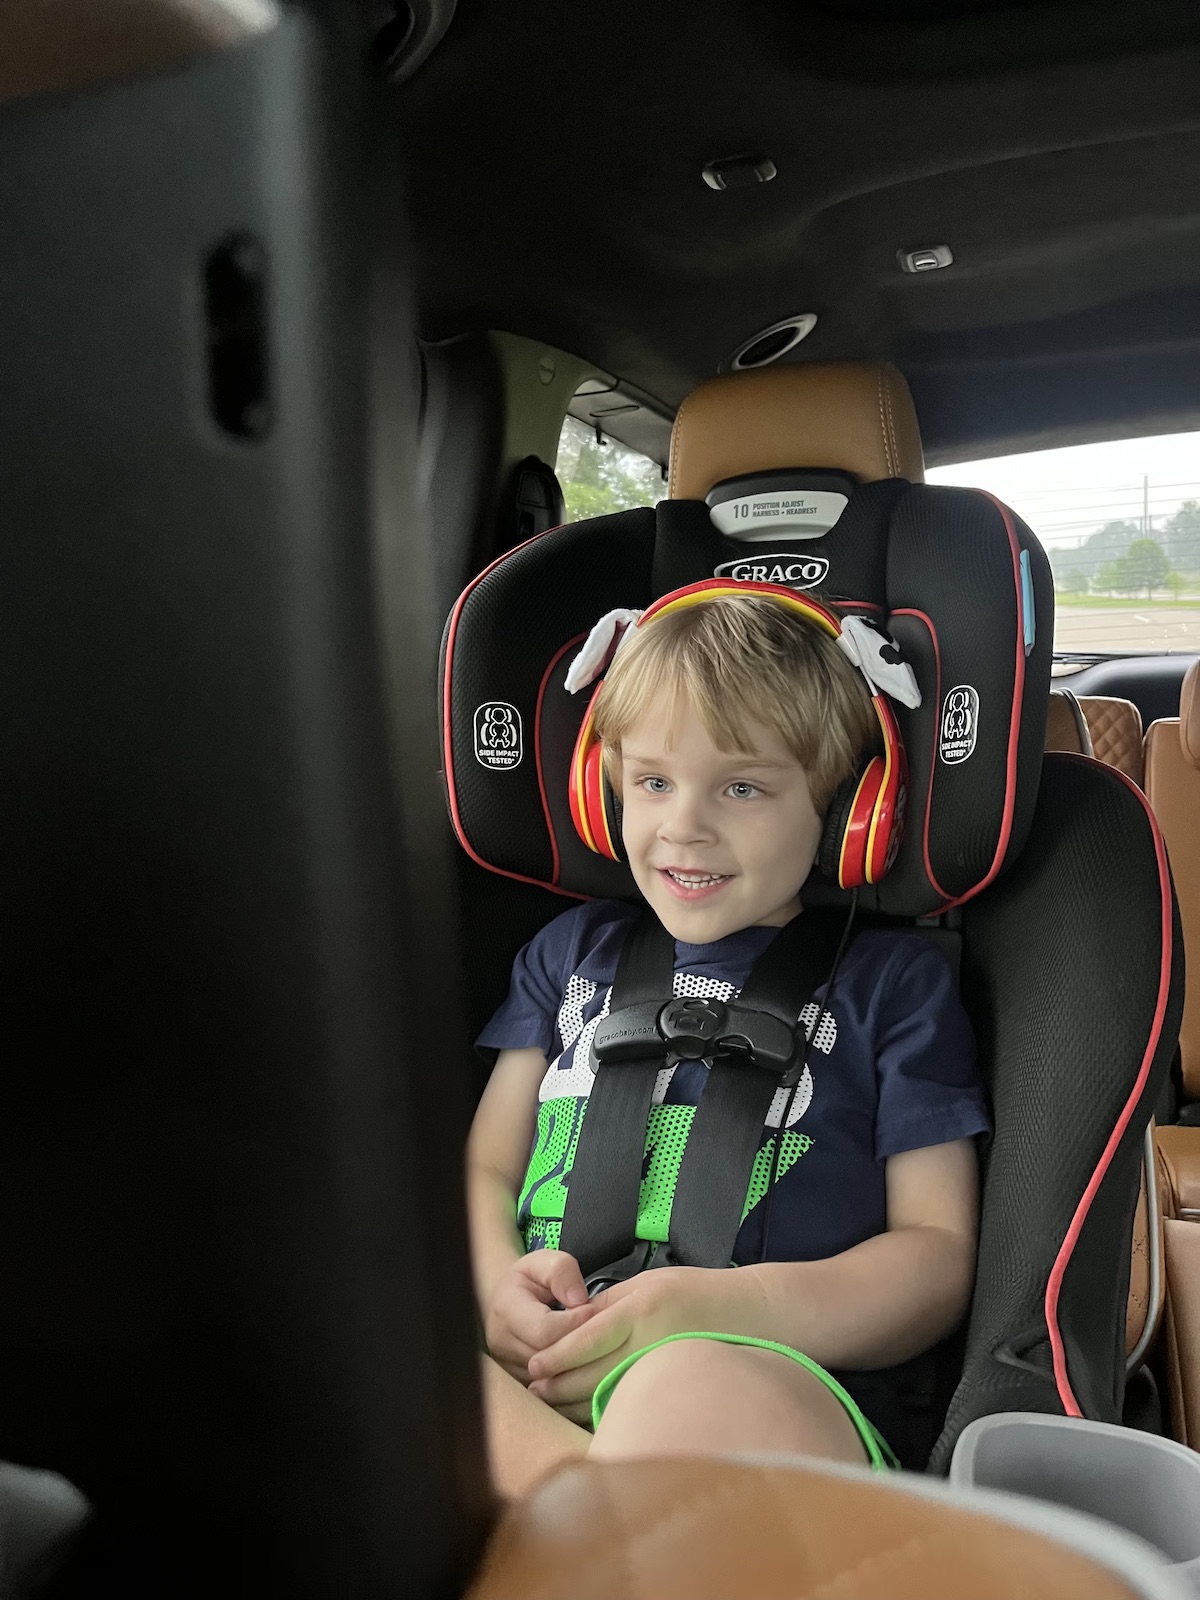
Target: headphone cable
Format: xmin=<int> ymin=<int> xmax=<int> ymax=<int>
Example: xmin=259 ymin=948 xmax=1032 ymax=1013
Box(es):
xmin=757 ymin=889 xmax=859 ymax=1266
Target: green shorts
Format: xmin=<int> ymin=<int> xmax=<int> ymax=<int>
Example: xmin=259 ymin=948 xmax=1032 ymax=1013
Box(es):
xmin=590 ymin=1331 xmax=900 ymax=1471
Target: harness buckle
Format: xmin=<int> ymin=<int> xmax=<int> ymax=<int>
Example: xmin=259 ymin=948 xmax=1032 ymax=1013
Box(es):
xmin=593 ymin=997 xmax=802 ymax=1078
xmin=657 ymin=996 xmax=729 ymax=1059
xmin=582 ymin=1239 xmax=654 ymax=1296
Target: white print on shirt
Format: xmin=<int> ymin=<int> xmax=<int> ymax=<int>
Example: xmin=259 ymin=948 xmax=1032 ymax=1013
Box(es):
xmin=538 ymin=972 xmax=837 ymax=1131
xmin=556 ymin=974 xmax=596 ymax=1051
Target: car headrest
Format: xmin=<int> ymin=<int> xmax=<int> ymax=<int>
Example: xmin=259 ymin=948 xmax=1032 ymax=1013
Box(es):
xmin=1181 ymin=658 xmax=1200 ymax=769
xmin=442 ymin=369 xmax=1053 ymax=919
xmin=669 ymin=363 xmax=924 ymax=501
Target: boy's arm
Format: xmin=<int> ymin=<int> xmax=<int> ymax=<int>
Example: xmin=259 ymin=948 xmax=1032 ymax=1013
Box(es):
xmin=731 ymin=1137 xmax=979 ymax=1367
xmin=526 ymin=1138 xmax=978 ymax=1401
xmin=465 ymin=1046 xmax=547 ymax=1312
xmin=467 ymin=1048 xmax=596 ymax=1383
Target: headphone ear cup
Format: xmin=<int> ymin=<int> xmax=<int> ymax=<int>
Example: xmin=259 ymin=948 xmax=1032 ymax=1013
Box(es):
xmin=817 ymin=776 xmax=859 ymax=883
xmin=820 ymin=759 xmax=888 ymax=889
xmin=602 ymin=772 xmax=625 ymax=863
xmin=568 ymin=703 xmax=625 ymax=861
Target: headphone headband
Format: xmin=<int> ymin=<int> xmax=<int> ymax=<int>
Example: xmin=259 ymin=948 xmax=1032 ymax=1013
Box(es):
xmin=640 ymin=579 xmax=842 ymax=641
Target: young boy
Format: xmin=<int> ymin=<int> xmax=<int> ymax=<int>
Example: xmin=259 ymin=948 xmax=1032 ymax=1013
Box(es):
xmin=467 ymin=590 xmax=989 ymax=1497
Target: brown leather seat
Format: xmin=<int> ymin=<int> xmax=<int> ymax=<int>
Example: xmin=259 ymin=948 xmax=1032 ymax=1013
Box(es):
xmin=668 ymin=362 xmax=924 ymax=499
xmin=1081 ymin=696 xmax=1145 ymax=786
xmin=1144 ymin=661 xmax=1200 ymax=1447
xmin=1145 ymin=661 xmax=1200 ymax=1105
xmin=470 ymin=1458 xmax=1162 ymax=1600
xmin=1045 ymin=689 xmax=1144 ymax=786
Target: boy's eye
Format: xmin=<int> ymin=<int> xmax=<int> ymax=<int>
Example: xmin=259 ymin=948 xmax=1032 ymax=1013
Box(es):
xmin=639 ymin=776 xmax=671 ymax=794
xmin=726 ymin=781 xmax=761 ymax=800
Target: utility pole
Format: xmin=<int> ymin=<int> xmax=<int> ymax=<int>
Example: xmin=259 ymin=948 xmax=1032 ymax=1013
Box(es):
xmin=1143 ymin=475 xmax=1150 ymax=536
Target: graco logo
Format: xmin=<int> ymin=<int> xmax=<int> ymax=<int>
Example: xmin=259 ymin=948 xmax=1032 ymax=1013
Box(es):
xmin=474 ymin=702 xmax=523 ymax=770
xmin=714 ymin=552 xmax=830 ymax=590
xmin=939 ymin=685 xmax=979 ymax=765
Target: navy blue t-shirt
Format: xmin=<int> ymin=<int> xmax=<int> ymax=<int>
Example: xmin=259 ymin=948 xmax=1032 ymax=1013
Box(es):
xmin=478 ymin=900 xmax=990 ymax=1268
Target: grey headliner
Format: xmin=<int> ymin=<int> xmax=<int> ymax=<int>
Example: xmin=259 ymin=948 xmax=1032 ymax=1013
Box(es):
xmin=399 ymin=0 xmax=1200 ymax=461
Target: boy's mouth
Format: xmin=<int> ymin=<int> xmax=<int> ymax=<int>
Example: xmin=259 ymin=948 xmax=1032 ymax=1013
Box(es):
xmin=658 ymin=868 xmax=733 ymax=901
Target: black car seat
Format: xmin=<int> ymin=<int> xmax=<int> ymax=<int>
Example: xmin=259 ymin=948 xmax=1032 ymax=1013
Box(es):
xmin=1044 ymin=690 xmax=1166 ymax=1378
xmin=442 ymin=361 xmax=1183 ymax=1469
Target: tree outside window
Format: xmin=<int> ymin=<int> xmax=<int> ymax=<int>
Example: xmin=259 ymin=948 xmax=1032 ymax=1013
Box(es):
xmin=556 ymin=415 xmax=665 ymax=522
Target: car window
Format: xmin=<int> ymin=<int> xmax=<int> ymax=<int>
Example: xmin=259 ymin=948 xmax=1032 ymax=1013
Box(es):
xmin=928 ymin=433 xmax=1200 ymax=657
xmin=556 ymin=415 xmax=665 ymax=522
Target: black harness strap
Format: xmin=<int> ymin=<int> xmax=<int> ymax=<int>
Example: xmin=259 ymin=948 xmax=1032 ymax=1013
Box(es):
xmin=557 ymin=911 xmax=674 ymax=1279
xmin=667 ymin=911 xmax=848 ymax=1269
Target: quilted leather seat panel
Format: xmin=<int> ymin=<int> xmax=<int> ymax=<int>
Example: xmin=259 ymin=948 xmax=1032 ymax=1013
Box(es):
xmin=1080 ymin=696 xmax=1144 ymax=786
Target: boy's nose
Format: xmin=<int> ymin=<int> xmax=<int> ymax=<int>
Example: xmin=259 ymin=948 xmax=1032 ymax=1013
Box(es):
xmin=657 ymin=794 xmax=718 ymax=845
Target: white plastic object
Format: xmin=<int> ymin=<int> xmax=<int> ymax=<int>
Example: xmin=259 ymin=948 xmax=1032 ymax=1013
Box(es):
xmin=951 ymin=1412 xmax=1200 ymax=1596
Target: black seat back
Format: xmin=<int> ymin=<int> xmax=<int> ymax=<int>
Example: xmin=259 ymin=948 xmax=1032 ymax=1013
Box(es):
xmin=0 ymin=15 xmax=486 ymax=1592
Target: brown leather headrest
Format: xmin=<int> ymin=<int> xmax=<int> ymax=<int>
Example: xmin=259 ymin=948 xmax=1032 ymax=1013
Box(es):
xmin=668 ymin=363 xmax=924 ymax=501
xmin=1181 ymin=659 xmax=1200 ymax=769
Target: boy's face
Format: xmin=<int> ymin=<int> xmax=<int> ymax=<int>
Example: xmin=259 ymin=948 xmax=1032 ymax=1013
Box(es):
xmin=617 ymin=692 xmax=822 ymax=944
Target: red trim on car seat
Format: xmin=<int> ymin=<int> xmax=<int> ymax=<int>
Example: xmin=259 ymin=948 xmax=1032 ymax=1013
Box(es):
xmin=1043 ymin=755 xmax=1174 ymax=1417
xmin=442 ymin=526 xmax=588 ymax=901
xmin=534 ymin=633 xmax=588 ymax=885
xmin=893 ymin=494 xmax=1028 ymax=911
xmin=947 ymin=492 xmax=1026 ymax=904
xmin=890 ymin=607 xmax=952 ymax=904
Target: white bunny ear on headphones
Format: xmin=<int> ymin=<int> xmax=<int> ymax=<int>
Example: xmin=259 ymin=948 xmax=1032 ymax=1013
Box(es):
xmin=837 ymin=615 xmax=922 ymax=709
xmin=564 ymin=608 xmax=644 ymax=693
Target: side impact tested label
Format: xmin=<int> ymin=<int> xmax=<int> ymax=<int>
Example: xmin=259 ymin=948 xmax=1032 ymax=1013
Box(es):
xmin=474 ymin=702 xmax=523 ymax=769
xmin=939 ymin=685 xmax=979 ymax=765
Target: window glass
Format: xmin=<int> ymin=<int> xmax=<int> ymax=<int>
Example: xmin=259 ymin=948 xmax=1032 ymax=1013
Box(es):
xmin=927 ymin=432 xmax=1200 ymax=656
xmin=556 ymin=414 xmax=665 ymax=522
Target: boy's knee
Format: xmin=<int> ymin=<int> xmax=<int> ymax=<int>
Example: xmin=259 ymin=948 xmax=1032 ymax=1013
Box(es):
xmin=605 ymin=1338 xmax=736 ymax=1406
xmin=592 ymin=1339 xmax=868 ymax=1466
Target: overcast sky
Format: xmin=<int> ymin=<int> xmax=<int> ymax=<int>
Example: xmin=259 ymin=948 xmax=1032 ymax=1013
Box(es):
xmin=928 ymin=430 xmax=1200 ymax=549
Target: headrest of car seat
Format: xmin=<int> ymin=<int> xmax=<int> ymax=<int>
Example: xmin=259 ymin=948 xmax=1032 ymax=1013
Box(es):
xmin=669 ymin=363 xmax=924 ymax=501
xmin=1180 ymin=658 xmax=1200 ymax=768
xmin=442 ymin=368 xmax=1052 ymax=919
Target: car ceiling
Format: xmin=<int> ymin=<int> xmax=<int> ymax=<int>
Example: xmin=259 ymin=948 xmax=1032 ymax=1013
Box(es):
xmin=397 ymin=0 xmax=1200 ymax=463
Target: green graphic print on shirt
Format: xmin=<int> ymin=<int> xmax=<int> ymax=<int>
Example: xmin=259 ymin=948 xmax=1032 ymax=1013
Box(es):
xmin=518 ymin=1095 xmax=813 ymax=1254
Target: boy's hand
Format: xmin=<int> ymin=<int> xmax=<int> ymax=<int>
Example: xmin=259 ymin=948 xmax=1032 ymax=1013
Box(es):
xmin=484 ymin=1249 xmax=598 ymax=1382
xmin=526 ymin=1265 xmax=723 ymax=1417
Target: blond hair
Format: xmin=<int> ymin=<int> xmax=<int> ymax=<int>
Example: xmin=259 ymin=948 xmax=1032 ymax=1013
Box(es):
xmin=591 ymin=593 xmax=878 ymax=813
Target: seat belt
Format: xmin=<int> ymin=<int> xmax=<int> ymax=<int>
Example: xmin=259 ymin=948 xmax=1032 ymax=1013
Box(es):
xmin=557 ymin=911 xmax=675 ymax=1282
xmin=666 ymin=910 xmax=847 ymax=1269
xmin=558 ymin=906 xmax=853 ymax=1284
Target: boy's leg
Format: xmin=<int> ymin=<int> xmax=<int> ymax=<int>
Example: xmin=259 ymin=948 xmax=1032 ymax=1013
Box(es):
xmin=589 ymin=1339 xmax=869 ymax=1466
xmin=481 ymin=1355 xmax=590 ymax=1499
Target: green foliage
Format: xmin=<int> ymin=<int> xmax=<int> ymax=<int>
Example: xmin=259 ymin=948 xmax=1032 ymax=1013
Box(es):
xmin=562 ymin=480 xmax=628 ymax=522
xmin=557 ymin=415 xmax=664 ymax=523
xmin=1077 ymin=519 xmax=1140 ymax=579
xmin=1058 ymin=567 xmax=1090 ymax=594
xmin=1162 ymin=500 xmax=1200 ymax=572
xmin=1094 ymin=539 xmax=1171 ymax=597
xmin=1120 ymin=538 xmax=1171 ymax=597
xmin=1094 ymin=559 xmax=1128 ymax=594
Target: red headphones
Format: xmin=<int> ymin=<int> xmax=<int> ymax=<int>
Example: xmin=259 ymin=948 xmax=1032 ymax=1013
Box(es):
xmin=567 ymin=580 xmax=907 ymax=889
